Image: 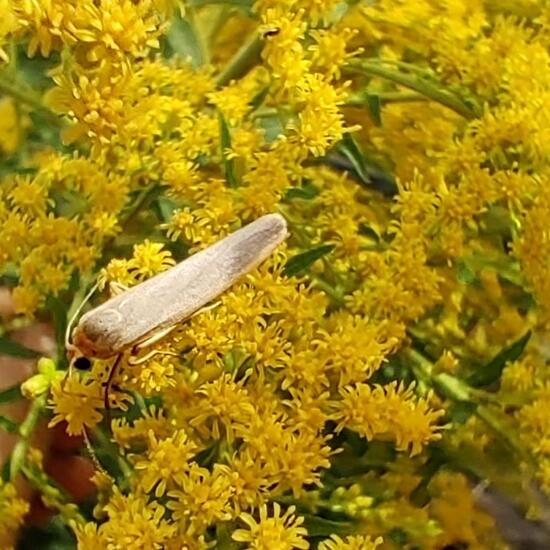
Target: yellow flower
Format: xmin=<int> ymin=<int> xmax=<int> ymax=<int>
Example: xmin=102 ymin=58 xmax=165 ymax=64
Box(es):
xmin=318 ymin=535 xmax=383 ymax=550
xmin=129 ymin=240 xmax=176 ymax=280
xmin=0 ymin=98 xmax=20 ymax=154
xmin=12 ymin=284 xmax=43 ymax=316
xmin=46 ymin=63 xmax=132 ymax=144
xmin=428 ymin=472 xmax=505 ymax=549
xmin=76 ymin=0 xmax=165 ymax=62
xmin=260 ymin=10 xmax=310 ymax=90
xmin=232 ymin=502 xmax=309 ymax=550
xmin=49 ymin=377 xmax=103 ymax=436
xmin=333 ymin=382 xmax=444 ymax=456
xmin=309 ymin=28 xmax=362 ymax=80
xmin=133 ymin=429 xmax=200 ymax=497
xmin=290 ymin=74 xmax=352 ymax=157
xmin=0 ymin=479 xmax=29 ymax=539
xmin=315 ymin=313 xmax=398 ymax=387
xmin=167 ymin=464 xmax=235 ymax=534
xmin=14 ymin=0 xmax=80 ymax=57
xmin=73 ymin=521 xmax=108 ymax=550
xmin=207 ymin=68 xmax=267 ymax=125
xmin=100 ymin=488 xmax=176 ymax=549
xmin=21 ymin=357 xmax=63 ymax=399
xmin=112 ymin=406 xmax=171 ymax=449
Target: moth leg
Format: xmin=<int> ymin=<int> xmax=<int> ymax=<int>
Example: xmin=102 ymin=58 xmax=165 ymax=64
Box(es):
xmin=127 ymin=348 xmax=180 ymax=366
xmin=125 ymin=324 xmax=180 ymax=366
xmin=104 ymin=353 xmax=123 ymax=420
xmin=190 ymin=300 xmax=221 ymax=319
xmin=109 ymin=281 xmax=129 ymax=297
xmin=126 ymin=301 xmax=222 ymax=366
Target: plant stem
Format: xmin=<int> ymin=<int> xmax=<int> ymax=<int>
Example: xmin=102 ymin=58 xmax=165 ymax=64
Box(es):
xmin=216 ymin=32 xmax=262 ymax=87
xmin=346 ymin=91 xmax=428 ymax=106
xmin=10 ymin=394 xmax=47 ymax=480
xmin=0 ymin=76 xmax=62 ymax=126
xmin=347 ymin=60 xmax=479 ymax=119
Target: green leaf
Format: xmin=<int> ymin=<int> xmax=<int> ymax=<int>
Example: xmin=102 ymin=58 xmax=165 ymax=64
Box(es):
xmin=337 ymin=134 xmax=371 ymax=185
xmin=358 ymin=223 xmax=380 ymax=242
xmin=284 ymin=244 xmax=335 ymax=277
xmin=155 ymin=196 xmax=179 ymax=223
xmin=0 ymin=414 xmax=18 ymax=433
xmin=18 ymin=516 xmax=76 ymax=550
xmin=410 ymin=448 xmax=445 ymax=506
xmin=0 ymin=383 xmax=22 ymax=404
xmin=449 ymin=401 xmax=477 ymax=424
xmin=218 ymin=112 xmax=239 ymax=188
xmin=189 ymin=0 xmax=253 ymax=8
xmin=284 ymin=181 xmax=319 ymax=201
xmin=366 ymin=93 xmax=382 ymax=125
xmin=457 ymin=260 xmax=477 ymax=285
xmin=0 ymin=336 xmax=40 ymax=359
xmin=250 ymin=85 xmax=270 ymax=110
xmin=468 ymin=331 xmax=532 ymax=387
xmin=303 ymin=515 xmax=353 ymax=537
xmin=1 ymin=457 xmax=10 ymax=482
xmin=166 ymin=15 xmax=204 ymax=67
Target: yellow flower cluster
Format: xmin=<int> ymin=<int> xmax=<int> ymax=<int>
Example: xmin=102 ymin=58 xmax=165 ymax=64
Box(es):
xmin=0 ymin=480 xmax=29 ymax=542
xmin=1 ymin=0 xmax=549 ymax=548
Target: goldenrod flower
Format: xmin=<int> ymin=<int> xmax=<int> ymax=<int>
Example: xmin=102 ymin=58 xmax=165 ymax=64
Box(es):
xmin=0 ymin=480 xmax=29 ymax=540
xmin=232 ymin=502 xmax=309 ymax=550
xmin=133 ymin=429 xmax=200 ymax=497
xmin=167 ymin=464 xmax=235 ymax=534
xmin=333 ymin=382 xmax=444 ymax=456
xmin=100 ymin=488 xmax=176 ymax=549
xmin=49 ymin=377 xmax=103 ymax=436
xmin=318 ymin=535 xmax=383 ymax=550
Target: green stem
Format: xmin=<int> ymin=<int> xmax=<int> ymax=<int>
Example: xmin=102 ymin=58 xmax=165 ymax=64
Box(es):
xmin=186 ymin=7 xmax=209 ymax=65
xmin=93 ymin=427 xmax=134 ymax=483
xmin=310 ymin=274 xmax=345 ymax=304
xmin=346 ymin=91 xmax=427 ymax=106
xmin=10 ymin=394 xmax=47 ymax=480
xmin=347 ymin=60 xmax=479 ymax=119
xmin=216 ymin=32 xmax=263 ymax=87
xmin=0 ymin=76 xmax=62 ymax=126
xmin=21 ymin=463 xmax=85 ymax=524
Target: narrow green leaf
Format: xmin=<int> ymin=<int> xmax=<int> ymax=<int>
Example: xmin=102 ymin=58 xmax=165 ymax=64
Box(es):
xmin=250 ymin=85 xmax=270 ymax=110
xmin=366 ymin=93 xmax=382 ymax=125
xmin=1 ymin=457 xmax=10 ymax=482
xmin=410 ymin=449 xmax=445 ymax=506
xmin=303 ymin=515 xmax=353 ymax=537
xmin=0 ymin=383 xmax=22 ymax=404
xmin=284 ymin=245 xmax=335 ymax=277
xmin=284 ymin=181 xmax=319 ymax=201
xmin=337 ymin=134 xmax=371 ymax=185
xmin=358 ymin=223 xmax=380 ymax=242
xmin=0 ymin=336 xmax=39 ymax=359
xmin=0 ymin=414 xmax=18 ymax=433
xmin=189 ymin=0 xmax=253 ymax=8
xmin=468 ymin=331 xmax=532 ymax=387
xmin=166 ymin=15 xmax=204 ymax=67
xmin=218 ymin=112 xmax=239 ymax=187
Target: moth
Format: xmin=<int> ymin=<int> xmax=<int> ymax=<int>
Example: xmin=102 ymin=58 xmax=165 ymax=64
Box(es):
xmin=65 ymin=213 xmax=288 ymax=408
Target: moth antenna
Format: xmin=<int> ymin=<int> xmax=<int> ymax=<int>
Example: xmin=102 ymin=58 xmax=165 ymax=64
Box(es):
xmin=65 ymin=280 xmax=100 ymax=350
